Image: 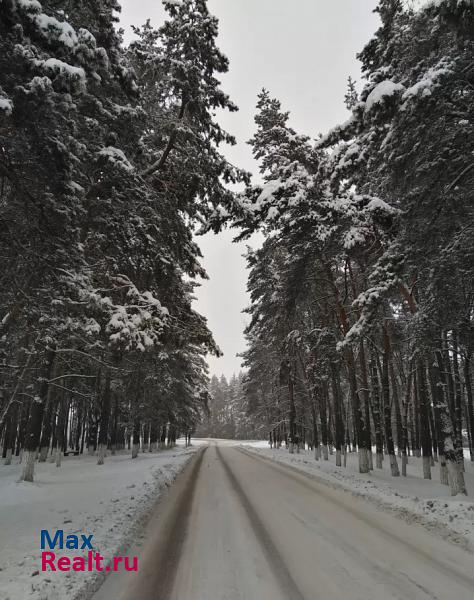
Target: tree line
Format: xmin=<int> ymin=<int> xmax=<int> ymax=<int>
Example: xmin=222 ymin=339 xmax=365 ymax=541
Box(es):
xmin=216 ymin=0 xmax=473 ymax=496
xmin=0 ymin=0 xmax=244 ymax=480
xmin=195 ymin=373 xmax=262 ymax=440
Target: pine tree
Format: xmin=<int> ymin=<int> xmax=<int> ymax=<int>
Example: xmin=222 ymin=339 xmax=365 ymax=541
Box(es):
xmin=344 ymin=76 xmax=358 ymax=110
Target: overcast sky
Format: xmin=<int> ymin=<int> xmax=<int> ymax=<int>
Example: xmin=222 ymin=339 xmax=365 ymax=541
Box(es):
xmin=120 ymin=0 xmax=380 ymax=379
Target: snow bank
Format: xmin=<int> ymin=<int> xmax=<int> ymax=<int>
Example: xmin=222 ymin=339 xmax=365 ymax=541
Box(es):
xmin=0 ymin=446 xmax=200 ymax=600
xmin=242 ymin=445 xmax=474 ymax=553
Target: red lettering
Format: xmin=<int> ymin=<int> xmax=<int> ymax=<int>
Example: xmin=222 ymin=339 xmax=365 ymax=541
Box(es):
xmin=124 ymin=556 xmax=138 ymax=572
xmin=41 ymin=551 xmax=56 ymax=571
xmin=57 ymin=556 xmax=71 ymax=571
xmin=72 ymin=557 xmax=86 ymax=571
xmin=113 ymin=556 xmax=122 ymax=571
xmin=94 ymin=552 xmax=104 ymax=571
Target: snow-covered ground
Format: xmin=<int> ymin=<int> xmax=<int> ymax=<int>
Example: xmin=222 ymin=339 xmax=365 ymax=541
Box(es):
xmin=242 ymin=444 xmax=474 ymax=553
xmin=96 ymin=444 xmax=474 ymax=600
xmin=0 ymin=444 xmax=200 ymax=600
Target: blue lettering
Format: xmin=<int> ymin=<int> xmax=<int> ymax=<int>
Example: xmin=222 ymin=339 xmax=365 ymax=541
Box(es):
xmin=41 ymin=530 xmax=64 ymax=550
xmin=81 ymin=534 xmax=94 ymax=550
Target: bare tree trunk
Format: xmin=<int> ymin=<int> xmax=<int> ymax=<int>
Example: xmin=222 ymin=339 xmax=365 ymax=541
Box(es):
xmin=417 ymin=357 xmax=432 ymax=479
xmin=160 ymin=425 xmax=167 ymax=450
xmin=383 ymin=324 xmax=399 ymax=476
xmin=434 ymin=351 xmax=467 ymax=495
xmin=149 ymin=422 xmax=158 ymax=452
xmin=21 ymin=347 xmax=55 ymax=482
xmin=39 ymin=393 xmax=55 ymax=462
xmin=330 ymin=362 xmax=344 ymax=467
xmin=288 ymin=366 xmax=296 ymax=455
xmin=428 ymin=362 xmax=448 ymax=485
xmin=401 ymin=370 xmax=412 ymax=477
xmin=442 ymin=332 xmax=463 ymax=469
xmin=3 ymin=402 xmax=17 ymax=465
xmin=359 ymin=341 xmax=373 ymax=470
xmin=55 ymin=393 xmax=67 ymax=468
xmin=452 ymin=333 xmax=465 ymax=472
xmin=142 ymin=422 xmax=150 ymax=453
xmin=87 ymin=400 xmax=98 ymax=456
xmin=370 ymin=353 xmax=384 ymax=469
xmin=464 ymin=352 xmax=474 ymax=462
xmin=319 ymin=380 xmax=329 ymax=460
xmin=132 ymin=417 xmax=140 ymax=459
xmin=97 ymin=369 xmax=111 ymax=466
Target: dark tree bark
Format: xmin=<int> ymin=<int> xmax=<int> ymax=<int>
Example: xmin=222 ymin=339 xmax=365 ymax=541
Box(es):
xmin=87 ymin=402 xmax=98 ymax=455
xmin=97 ymin=369 xmax=111 ymax=465
xmin=452 ymin=333 xmax=465 ymax=471
xmin=330 ymin=361 xmax=345 ymax=466
xmin=401 ymin=370 xmax=412 ymax=476
xmin=319 ymin=379 xmax=329 ymax=459
xmin=359 ymin=341 xmax=373 ymax=470
xmin=428 ymin=361 xmax=448 ymax=485
xmin=465 ymin=352 xmax=474 ymax=462
xmin=417 ymin=357 xmax=433 ymax=479
xmin=2 ymin=403 xmax=17 ymax=465
xmin=434 ymin=350 xmax=467 ymax=495
xmin=54 ymin=393 xmax=68 ymax=468
xmin=160 ymin=425 xmax=167 ymax=449
xmin=21 ymin=347 xmax=55 ymax=482
xmin=370 ymin=352 xmax=384 ymax=469
xmin=110 ymin=390 xmax=119 ymax=455
xmin=39 ymin=392 xmax=57 ymax=462
xmin=383 ymin=324 xmax=399 ymax=476
xmin=132 ymin=417 xmax=141 ymax=458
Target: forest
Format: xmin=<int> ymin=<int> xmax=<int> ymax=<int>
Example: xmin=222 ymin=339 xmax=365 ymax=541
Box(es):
xmin=195 ymin=374 xmax=261 ymax=440
xmin=232 ymin=1 xmax=474 ymax=497
xmin=0 ymin=0 xmax=473 ymax=500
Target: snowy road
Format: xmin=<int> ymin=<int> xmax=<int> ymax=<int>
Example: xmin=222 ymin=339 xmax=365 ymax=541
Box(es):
xmin=94 ymin=443 xmax=474 ymax=600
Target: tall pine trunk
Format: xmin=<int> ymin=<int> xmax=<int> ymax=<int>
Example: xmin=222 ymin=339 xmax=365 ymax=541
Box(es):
xmin=359 ymin=341 xmax=373 ymax=470
xmin=464 ymin=352 xmax=474 ymax=462
xmin=383 ymin=324 xmax=399 ymax=476
xmin=370 ymin=353 xmax=384 ymax=469
xmin=3 ymin=403 xmax=17 ymax=465
xmin=417 ymin=357 xmax=433 ymax=479
xmin=97 ymin=369 xmax=111 ymax=465
xmin=330 ymin=361 xmax=344 ymax=467
xmin=434 ymin=351 xmax=467 ymax=495
xmin=21 ymin=347 xmax=55 ymax=482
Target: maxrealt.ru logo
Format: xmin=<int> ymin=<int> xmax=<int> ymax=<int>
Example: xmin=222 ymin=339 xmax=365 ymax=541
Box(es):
xmin=40 ymin=530 xmax=138 ymax=573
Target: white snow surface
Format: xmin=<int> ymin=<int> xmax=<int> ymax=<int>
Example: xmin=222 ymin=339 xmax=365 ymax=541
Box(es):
xmin=0 ymin=98 xmax=13 ymax=115
xmin=97 ymin=147 xmax=134 ymax=172
xmin=0 ymin=445 xmax=199 ymax=600
xmin=364 ymin=80 xmax=405 ymax=112
xmin=242 ymin=444 xmax=474 ymax=553
xmin=427 ymin=0 xmax=473 ymax=6
xmin=402 ymin=63 xmax=451 ymax=102
xmin=36 ymin=58 xmax=86 ymax=80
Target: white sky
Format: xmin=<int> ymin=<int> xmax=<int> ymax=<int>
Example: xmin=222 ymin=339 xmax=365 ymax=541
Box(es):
xmin=120 ymin=0 xmax=380 ymax=379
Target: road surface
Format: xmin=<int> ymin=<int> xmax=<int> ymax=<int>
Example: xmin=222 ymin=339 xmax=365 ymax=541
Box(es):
xmin=94 ymin=443 xmax=474 ymax=600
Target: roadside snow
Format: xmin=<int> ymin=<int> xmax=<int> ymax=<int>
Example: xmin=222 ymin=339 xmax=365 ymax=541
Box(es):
xmin=0 ymin=445 xmax=200 ymax=600
xmin=242 ymin=445 xmax=474 ymax=553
